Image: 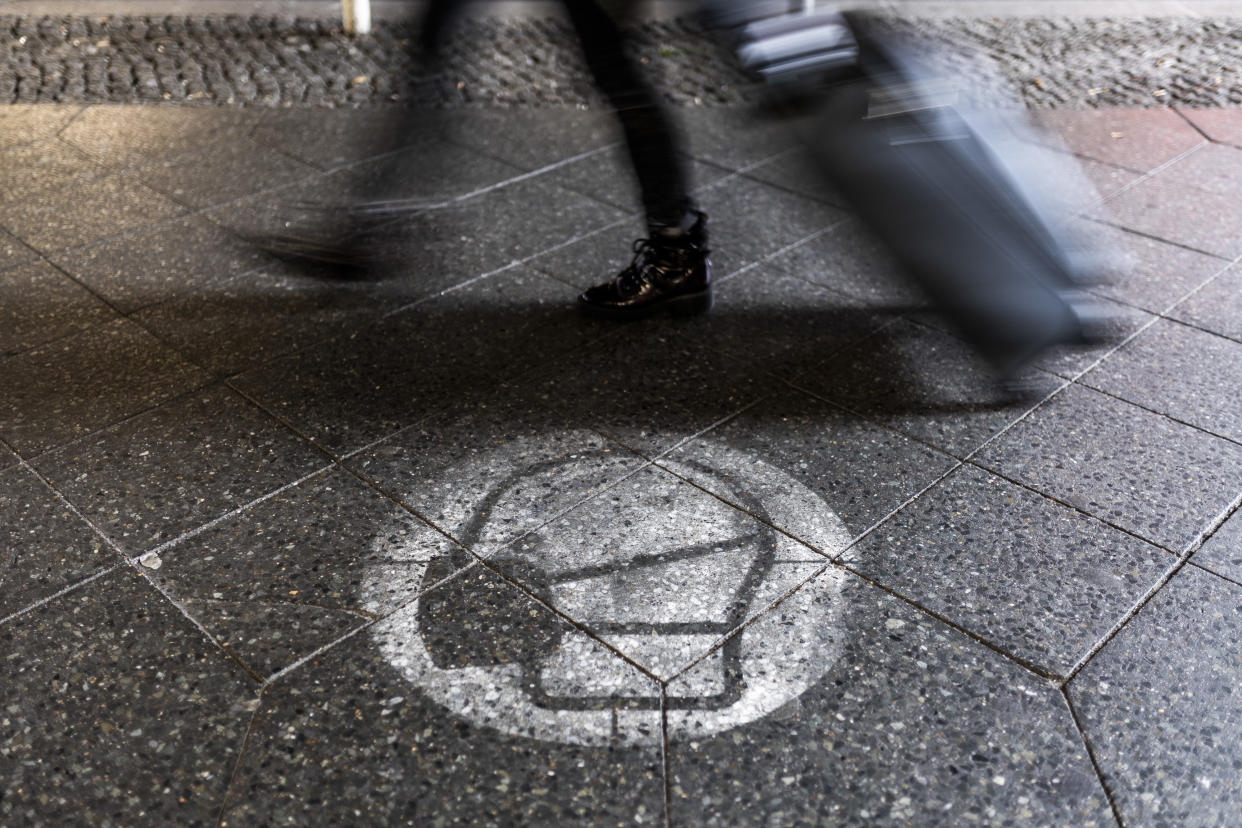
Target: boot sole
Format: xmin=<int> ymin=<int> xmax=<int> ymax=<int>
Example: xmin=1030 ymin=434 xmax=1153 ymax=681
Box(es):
xmin=579 ymin=287 xmax=714 ymax=321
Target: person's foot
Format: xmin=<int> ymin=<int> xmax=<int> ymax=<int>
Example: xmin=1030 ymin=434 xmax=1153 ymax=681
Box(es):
xmin=578 ymin=211 xmax=712 ymax=319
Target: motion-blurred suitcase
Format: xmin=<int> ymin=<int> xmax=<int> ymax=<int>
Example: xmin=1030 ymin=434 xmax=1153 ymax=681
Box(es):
xmin=713 ymin=4 xmax=1103 ymax=380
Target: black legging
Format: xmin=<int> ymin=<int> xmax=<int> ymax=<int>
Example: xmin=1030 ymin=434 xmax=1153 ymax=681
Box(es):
xmin=562 ymin=0 xmax=695 ymax=230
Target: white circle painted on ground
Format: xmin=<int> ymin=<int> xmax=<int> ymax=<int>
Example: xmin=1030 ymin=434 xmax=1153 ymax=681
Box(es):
xmin=363 ymin=435 xmax=851 ymax=746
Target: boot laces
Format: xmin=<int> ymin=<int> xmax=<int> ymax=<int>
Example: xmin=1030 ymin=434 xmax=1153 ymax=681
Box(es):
xmin=614 ymin=237 xmax=686 ymax=296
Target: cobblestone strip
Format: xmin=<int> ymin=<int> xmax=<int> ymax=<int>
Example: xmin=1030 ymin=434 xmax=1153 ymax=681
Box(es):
xmin=1 ymin=14 xmax=1241 ymax=107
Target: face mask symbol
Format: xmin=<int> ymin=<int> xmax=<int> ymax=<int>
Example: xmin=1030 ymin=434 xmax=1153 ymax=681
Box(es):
xmin=367 ymin=439 xmax=851 ymax=746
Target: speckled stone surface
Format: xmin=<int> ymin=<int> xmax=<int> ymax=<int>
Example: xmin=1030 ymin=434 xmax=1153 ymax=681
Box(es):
xmin=32 ymin=384 xmax=326 ymax=555
xmin=1169 ymin=261 xmax=1242 ymax=343
xmin=790 ymin=318 xmax=1062 ymax=459
xmin=0 ymin=318 xmax=211 ymax=456
xmin=660 ymin=388 xmax=956 ymax=550
xmin=444 ymin=108 xmax=618 ymax=173
xmin=248 ymin=107 xmax=445 ymax=170
xmin=0 ymin=566 xmax=258 ymax=826
xmin=546 ymin=143 xmax=730 ymax=214
xmin=0 ymin=104 xmax=84 ymax=150
xmin=845 ymin=463 xmax=1172 ymax=676
xmin=533 ymin=323 xmax=774 ymax=458
xmin=0 ymin=260 xmax=116 ymax=357
xmin=500 ymin=462 xmax=829 ymax=680
xmin=349 ymin=392 xmax=646 ymax=556
xmin=1031 ymin=296 xmax=1155 ymax=380
xmin=0 ymin=171 xmax=186 ymax=254
xmin=1082 ymin=318 xmax=1242 ymax=443
xmin=219 ymin=567 xmax=665 ymax=826
xmin=0 ymin=138 xmax=107 ymax=205
xmin=0 ymin=464 xmax=113 ymax=618
xmin=135 ymin=141 xmax=319 ymax=210
xmin=1195 ymin=508 xmax=1242 ymax=582
xmin=0 ymin=228 xmax=35 ymax=273
xmin=1069 ymin=565 xmax=1242 ymax=826
xmin=976 ymin=383 xmax=1242 ymax=552
xmin=59 ymin=106 xmax=262 ymax=171
xmin=46 ymin=214 xmax=274 ymax=313
xmin=1028 ymin=109 xmax=1206 ymax=173
xmin=1093 ymin=173 xmax=1242 ymax=260
xmin=148 ymin=468 xmax=447 ymax=678
xmin=1082 ymin=221 xmax=1229 ymax=314
xmin=666 ymin=569 xmax=1114 ymax=827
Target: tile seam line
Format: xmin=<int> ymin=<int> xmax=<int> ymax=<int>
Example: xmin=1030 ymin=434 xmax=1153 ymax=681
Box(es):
xmin=1186 ymin=559 xmax=1242 ymax=590
xmin=0 ymin=562 xmax=122 ymax=629
xmin=1060 ymin=486 xmax=1242 ymax=687
xmin=1093 ymin=136 xmax=1209 ymax=207
xmin=1071 ymin=377 xmax=1242 ymax=452
xmin=214 ymin=694 xmax=266 ymax=828
xmin=660 ymin=688 xmax=673 ymax=828
xmin=1079 ymin=214 xmax=1233 ymax=262
xmin=1060 ymin=687 xmax=1127 ymax=828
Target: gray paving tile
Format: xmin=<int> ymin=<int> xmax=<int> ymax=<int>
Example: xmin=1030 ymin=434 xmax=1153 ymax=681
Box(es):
xmin=1169 ymin=261 xmax=1242 ymax=343
xmin=334 ymin=138 xmax=529 ymax=204
xmin=1178 ymin=109 xmax=1242 ymax=148
xmin=218 ymin=567 xmax=665 ymax=826
xmin=533 ymin=323 xmax=774 ymax=458
xmin=0 ymin=566 xmax=257 ymax=826
xmin=1078 ymin=156 xmax=1143 ymax=204
xmin=250 ymin=107 xmax=447 ymax=170
xmin=33 ymin=384 xmax=325 ymax=556
xmin=45 ymin=213 xmax=274 ymax=313
xmin=0 ymin=104 xmax=83 ymax=149
xmin=975 ymin=383 xmax=1242 ymax=552
xmin=444 ymin=107 xmax=618 ymax=172
xmin=1082 ymin=318 xmax=1242 ymax=443
xmin=0 ymin=137 xmax=107 ymax=204
xmin=1195 ymin=507 xmax=1242 ymax=583
xmin=1070 ymin=565 xmax=1242 ymax=826
xmin=680 ymin=107 xmax=798 ymax=172
xmin=739 ymin=148 xmax=848 ymax=208
xmin=666 ymin=568 xmax=1113 ymax=827
xmin=135 ymin=142 xmax=320 ymax=210
xmin=1029 ymin=109 xmax=1206 ymax=173
xmin=59 ymin=105 xmax=262 ymax=170
xmin=0 ymin=170 xmax=186 ymax=254
xmin=0 ymin=228 xmax=36 ymax=273
xmin=1081 ymin=221 xmax=1229 ymax=314
xmin=0 ymin=464 xmax=113 ymax=618
xmin=1149 ymin=141 xmax=1242 ymax=198
xmin=846 ymin=463 xmax=1171 ymax=676
xmin=527 ymin=213 xmax=648 ymax=290
xmin=0 ymin=260 xmax=116 ymax=357
xmin=762 ymin=217 xmax=925 ymax=309
xmin=697 ymin=174 xmax=847 ymax=279
xmin=661 ymin=388 xmax=957 ymax=550
xmin=1031 ymin=295 xmax=1155 ymax=380
xmin=349 ymin=392 xmax=646 ymax=557
xmin=495 ymin=461 xmax=826 ymax=680
xmin=546 ymin=143 xmax=731 ymax=213
xmin=790 ymin=318 xmax=1062 ymax=459
xmin=1091 ymin=173 xmax=1242 ymax=259
xmin=132 ymin=262 xmax=394 ymax=377
xmin=0 ymin=318 xmax=211 ymax=456
xmin=149 ymin=468 xmax=447 ymax=678
xmin=0 ymin=444 xmax=15 ymax=473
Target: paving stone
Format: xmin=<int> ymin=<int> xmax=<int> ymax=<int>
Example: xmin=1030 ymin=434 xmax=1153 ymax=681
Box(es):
xmin=1077 ymin=156 xmax=1143 ymax=204
xmin=1080 ymin=221 xmax=1229 ymax=314
xmin=1069 ymin=565 xmax=1242 ymax=827
xmin=660 ymin=388 xmax=957 ymax=550
xmin=790 ymin=318 xmax=1062 ymax=459
xmin=739 ymin=147 xmax=848 ymax=209
xmin=132 ymin=262 xmax=396 ymax=377
xmin=0 ymin=444 xmax=15 ymax=473
xmin=661 ymin=267 xmax=891 ymax=380
xmin=350 ymin=391 xmax=646 ymax=557
xmin=444 ymin=107 xmax=618 ymax=172
xmin=148 ymin=468 xmax=448 ymax=678
xmin=680 ymin=106 xmax=798 ymax=172
xmin=1168 ymin=260 xmax=1242 ymax=343
xmin=1177 ymin=107 xmax=1242 ymax=147
xmin=0 ymin=464 xmax=114 ymax=618
xmin=1195 ymin=505 xmax=1242 ymax=582
xmin=0 ymin=137 xmax=107 ymax=204
xmin=0 ymin=228 xmax=35 ymax=273
xmin=0 ymin=170 xmax=186 ymax=254
xmin=135 ymin=141 xmax=320 ymax=210
xmin=46 ymin=213 xmax=274 ymax=314
xmin=546 ymin=143 xmax=731 ymax=213
xmin=533 ymin=322 xmax=774 ymax=458
xmin=0 ymin=104 xmax=83 ymax=149
xmin=328 ymin=137 xmax=526 ymax=203
xmin=0 ymin=260 xmax=116 ymax=357
xmin=33 ymin=384 xmax=326 ymax=556
xmin=1031 ymin=295 xmax=1155 ymax=380
xmin=1029 ymin=109 xmax=1207 ymax=173
xmin=1147 ymin=141 xmax=1242 ymax=198
xmin=1092 ymin=172 xmax=1242 ymax=260
xmin=762 ymin=217 xmax=924 ymax=310
xmin=846 ymin=463 xmax=1172 ymax=676
xmin=0 ymin=566 xmax=257 ymax=827
xmin=1082 ymin=318 xmax=1242 ymax=444
xmin=696 ymin=174 xmax=847 ymax=280
xmin=59 ymin=105 xmax=262 ymax=170
xmin=666 ymin=568 xmax=1114 ymax=827
xmin=527 ymin=213 xmax=648 ymax=290
xmin=249 ymin=107 xmax=446 ymax=170
xmin=218 ymin=567 xmax=665 ymax=826
xmin=975 ymin=383 xmax=1242 ymax=552
xmin=0 ymin=318 xmax=211 ymax=456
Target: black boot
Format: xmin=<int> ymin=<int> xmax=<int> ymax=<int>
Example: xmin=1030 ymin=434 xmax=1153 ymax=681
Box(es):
xmin=578 ymin=211 xmax=712 ymax=319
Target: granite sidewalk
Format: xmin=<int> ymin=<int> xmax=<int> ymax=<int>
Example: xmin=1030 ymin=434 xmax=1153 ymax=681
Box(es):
xmin=2 ymin=101 xmax=1242 ymax=826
